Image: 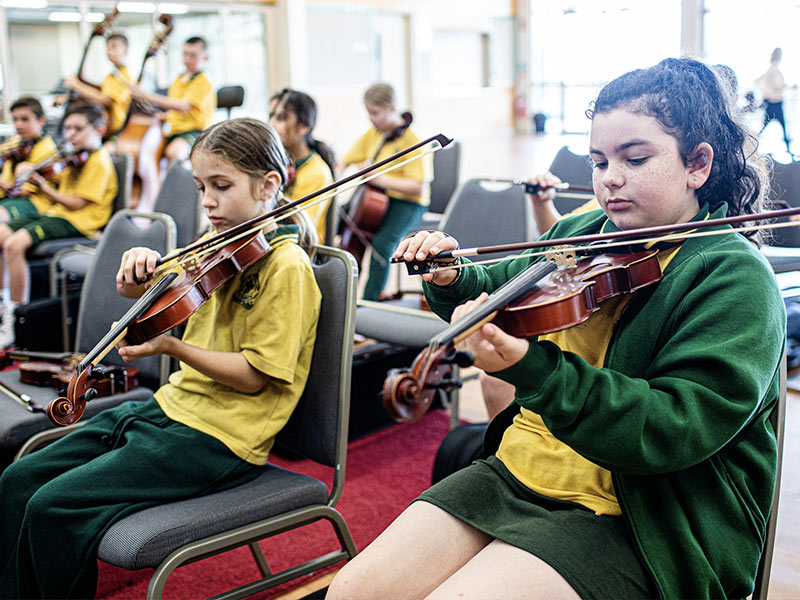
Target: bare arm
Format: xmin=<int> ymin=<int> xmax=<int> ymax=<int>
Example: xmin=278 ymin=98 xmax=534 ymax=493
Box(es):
xmin=63 ymin=76 xmax=113 ymax=107
xmin=119 ymin=334 xmax=270 ymax=394
xmin=29 ymin=172 xmax=89 ymax=210
xmin=129 ymin=83 xmax=192 ymax=113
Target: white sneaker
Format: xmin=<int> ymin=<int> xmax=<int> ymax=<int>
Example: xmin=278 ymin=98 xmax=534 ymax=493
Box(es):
xmin=0 ymin=307 xmax=15 ymax=349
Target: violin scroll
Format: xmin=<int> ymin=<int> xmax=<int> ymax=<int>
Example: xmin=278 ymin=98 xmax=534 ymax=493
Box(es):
xmin=45 ymin=366 xmax=103 ymax=426
xmin=382 ymin=346 xmax=473 ymax=423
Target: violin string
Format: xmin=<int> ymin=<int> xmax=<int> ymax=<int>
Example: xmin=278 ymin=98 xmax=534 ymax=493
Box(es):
xmin=419 ymin=220 xmax=799 ymax=273
xmin=154 ymin=140 xmax=445 ymax=276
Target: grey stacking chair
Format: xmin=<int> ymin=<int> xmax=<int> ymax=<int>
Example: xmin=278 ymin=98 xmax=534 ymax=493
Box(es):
xmin=356 ymin=179 xmax=534 ymax=425
xmin=217 ymin=85 xmax=245 ymax=119
xmin=94 ymin=245 xmax=358 ymax=600
xmin=547 ymin=146 xmax=594 ymax=217
xmin=3 ymin=209 xmax=176 ymax=470
xmin=152 ymin=162 xmax=202 ymax=249
xmin=752 ymin=350 xmax=787 ymax=600
xmin=414 ymin=140 xmax=462 ymax=232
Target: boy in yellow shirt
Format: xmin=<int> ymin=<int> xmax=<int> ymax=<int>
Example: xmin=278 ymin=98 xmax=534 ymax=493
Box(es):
xmin=129 ymin=36 xmax=216 ymax=163
xmin=63 ymin=33 xmax=133 ymax=138
xmin=0 ymin=102 xmax=117 ymax=348
xmin=0 ymin=97 xmax=58 ymax=221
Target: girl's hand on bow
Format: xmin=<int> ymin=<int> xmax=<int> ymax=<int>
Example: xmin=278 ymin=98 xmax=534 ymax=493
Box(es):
xmin=394 ymin=230 xmax=460 ymax=285
xmin=451 ymin=292 xmax=530 ymax=373
xmin=116 ymin=247 xmax=161 ymax=297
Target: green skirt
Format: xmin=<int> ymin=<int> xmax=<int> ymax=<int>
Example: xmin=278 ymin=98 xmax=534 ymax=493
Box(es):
xmin=417 ymin=456 xmax=658 ymax=599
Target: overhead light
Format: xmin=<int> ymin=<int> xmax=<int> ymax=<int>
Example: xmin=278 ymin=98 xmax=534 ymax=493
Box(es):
xmin=117 ymin=1 xmax=156 ymax=12
xmin=158 ymin=3 xmax=188 ymax=14
xmin=86 ymin=12 xmax=105 ymax=22
xmin=48 ymin=11 xmax=82 ymax=22
xmin=1 ymin=0 xmax=48 ymax=8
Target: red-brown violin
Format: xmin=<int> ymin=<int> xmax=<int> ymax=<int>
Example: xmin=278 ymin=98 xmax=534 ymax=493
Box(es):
xmin=47 ymin=133 xmax=453 ymax=426
xmin=382 ymin=248 xmax=663 ymax=422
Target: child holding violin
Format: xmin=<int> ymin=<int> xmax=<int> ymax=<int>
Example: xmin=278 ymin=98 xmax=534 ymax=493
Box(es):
xmin=61 ymin=32 xmax=133 ymax=139
xmin=128 ymin=36 xmax=216 ymax=164
xmin=0 ymin=101 xmax=117 ymax=349
xmin=0 ymin=118 xmax=321 ymax=599
xmin=328 ymin=58 xmax=785 ymax=599
xmin=0 ymin=96 xmax=59 ymax=221
xmin=270 ymin=88 xmax=336 ymax=243
xmin=341 ymin=82 xmax=432 ymax=301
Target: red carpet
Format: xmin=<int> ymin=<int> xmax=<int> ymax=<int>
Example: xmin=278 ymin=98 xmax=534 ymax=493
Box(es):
xmin=96 ymin=409 xmax=452 ymax=599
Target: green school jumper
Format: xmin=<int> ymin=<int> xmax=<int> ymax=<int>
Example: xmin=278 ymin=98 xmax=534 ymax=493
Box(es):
xmin=423 ymin=203 xmax=785 ymax=599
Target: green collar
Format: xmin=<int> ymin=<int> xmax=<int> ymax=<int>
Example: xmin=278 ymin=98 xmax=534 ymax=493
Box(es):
xmin=293 ymin=150 xmax=315 ymax=171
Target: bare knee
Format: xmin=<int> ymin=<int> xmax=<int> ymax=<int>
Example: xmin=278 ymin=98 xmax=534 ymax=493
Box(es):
xmin=3 ymin=231 xmax=31 ymax=260
xmin=479 ymin=371 xmax=515 ymax=420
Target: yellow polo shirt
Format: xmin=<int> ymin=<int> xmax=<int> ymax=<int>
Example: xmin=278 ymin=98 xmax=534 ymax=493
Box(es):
xmin=285 ymin=151 xmax=334 ymax=242
xmin=166 ymin=71 xmax=216 ymax=135
xmin=155 ymin=226 xmax=321 ymax=465
xmin=0 ymin=135 xmax=58 ymax=213
xmin=101 ymin=66 xmax=133 ymax=134
xmin=46 ymin=147 xmax=117 ymax=236
xmin=343 ymin=126 xmax=432 ymax=206
xmin=496 ymin=246 xmax=682 ymax=515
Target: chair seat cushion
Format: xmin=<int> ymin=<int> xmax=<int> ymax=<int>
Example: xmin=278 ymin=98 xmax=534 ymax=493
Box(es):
xmin=97 ymin=465 xmax=330 ymax=569
xmin=356 ymin=302 xmax=447 ymax=348
xmin=27 ymin=237 xmax=97 ymax=259
xmin=57 ymin=251 xmax=94 ymax=278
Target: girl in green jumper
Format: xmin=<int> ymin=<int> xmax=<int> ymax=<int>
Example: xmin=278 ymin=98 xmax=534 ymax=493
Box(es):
xmin=329 ymin=59 xmax=784 ymax=599
xmin=0 ymin=118 xmax=320 ymax=598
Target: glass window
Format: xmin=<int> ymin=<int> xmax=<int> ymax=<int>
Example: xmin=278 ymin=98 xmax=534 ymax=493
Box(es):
xmin=529 ymin=1 xmax=680 ymax=134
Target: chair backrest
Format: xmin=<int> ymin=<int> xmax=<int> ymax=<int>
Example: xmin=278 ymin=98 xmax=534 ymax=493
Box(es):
xmin=548 ymin=146 xmax=595 ymax=216
xmin=216 ymin=85 xmax=245 ymax=118
xmin=152 ymin=162 xmax=201 ymax=248
xmin=439 ymin=179 xmax=535 ymax=263
xmin=767 ymin=159 xmax=800 ymax=247
xmin=275 ymin=246 xmax=357 ymax=481
xmin=752 ymin=351 xmax=787 ymax=599
xmin=429 ymin=140 xmax=461 ymax=215
xmin=74 ymin=210 xmax=177 ymax=385
xmin=112 ymin=152 xmax=134 ymax=214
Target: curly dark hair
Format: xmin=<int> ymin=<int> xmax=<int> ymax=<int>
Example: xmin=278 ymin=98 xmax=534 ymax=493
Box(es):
xmin=588 ymin=58 xmax=770 ymax=244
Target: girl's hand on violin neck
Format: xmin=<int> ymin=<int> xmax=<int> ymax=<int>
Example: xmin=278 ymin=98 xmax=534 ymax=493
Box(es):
xmin=394 ymin=230 xmax=460 ymax=285
xmin=117 ymin=333 xmax=173 ymax=362
xmin=116 ymin=247 xmax=161 ymax=297
xmin=452 ymin=292 xmax=530 ymax=373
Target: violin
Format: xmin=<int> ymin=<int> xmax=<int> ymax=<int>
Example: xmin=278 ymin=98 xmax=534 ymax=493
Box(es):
xmin=46 ymin=134 xmax=452 ymax=426
xmin=339 ymin=111 xmax=414 ymax=268
xmin=20 ymin=361 xmax=139 ymax=396
xmin=8 ymin=149 xmax=91 ymax=195
xmin=382 ymin=248 xmax=663 ymax=422
xmin=0 ymin=139 xmax=34 ymax=168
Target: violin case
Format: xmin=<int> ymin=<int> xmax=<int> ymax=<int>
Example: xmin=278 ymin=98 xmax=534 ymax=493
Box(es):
xmin=14 ymin=292 xmax=80 ymax=352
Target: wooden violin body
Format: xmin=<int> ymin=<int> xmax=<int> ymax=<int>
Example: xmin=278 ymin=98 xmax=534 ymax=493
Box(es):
xmin=20 ymin=361 xmax=139 ymax=395
xmin=382 ymin=250 xmax=663 ymax=422
xmin=47 ymin=230 xmax=271 ymax=426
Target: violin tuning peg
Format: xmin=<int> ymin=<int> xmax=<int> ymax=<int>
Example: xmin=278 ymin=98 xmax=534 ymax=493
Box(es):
xmin=427 ymin=378 xmax=463 ymax=391
xmin=90 ymin=367 xmax=106 ymax=380
xmin=82 ymin=388 xmax=99 ymax=402
xmin=442 ymin=350 xmax=474 ymax=368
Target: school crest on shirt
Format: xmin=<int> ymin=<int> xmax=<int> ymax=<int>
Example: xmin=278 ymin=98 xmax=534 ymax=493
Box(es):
xmin=233 ymin=273 xmax=260 ymax=309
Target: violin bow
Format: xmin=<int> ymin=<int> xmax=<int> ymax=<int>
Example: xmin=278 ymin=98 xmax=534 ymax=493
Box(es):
xmin=393 ymin=205 xmax=800 ymax=274
xmin=155 ymin=133 xmax=453 ymax=270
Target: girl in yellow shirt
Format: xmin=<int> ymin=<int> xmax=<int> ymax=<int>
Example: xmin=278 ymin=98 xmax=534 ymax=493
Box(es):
xmin=341 ymin=82 xmax=432 ymax=300
xmin=270 ymin=89 xmax=336 ymax=243
xmin=0 ymin=118 xmax=321 ymax=598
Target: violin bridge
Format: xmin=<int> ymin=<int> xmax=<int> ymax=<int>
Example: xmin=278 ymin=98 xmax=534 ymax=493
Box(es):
xmin=546 ymin=245 xmax=577 ymax=268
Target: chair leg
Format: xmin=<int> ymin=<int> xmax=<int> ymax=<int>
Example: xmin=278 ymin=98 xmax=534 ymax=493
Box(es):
xmin=248 ymin=541 xmax=272 ymax=577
